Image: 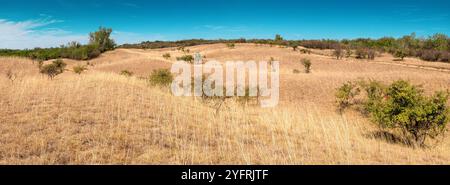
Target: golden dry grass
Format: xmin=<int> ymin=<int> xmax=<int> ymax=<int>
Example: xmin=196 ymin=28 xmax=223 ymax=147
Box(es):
xmin=0 ymin=44 xmax=449 ymax=164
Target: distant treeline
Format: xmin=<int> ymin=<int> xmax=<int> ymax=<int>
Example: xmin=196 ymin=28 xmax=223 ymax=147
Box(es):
xmin=0 ymin=27 xmax=115 ymax=61
xmin=120 ymin=33 xmax=450 ymax=62
xmin=2 ymin=32 xmax=449 ymax=63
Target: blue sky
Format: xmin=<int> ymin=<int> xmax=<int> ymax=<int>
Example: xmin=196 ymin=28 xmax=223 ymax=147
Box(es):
xmin=0 ymin=0 xmax=449 ymax=49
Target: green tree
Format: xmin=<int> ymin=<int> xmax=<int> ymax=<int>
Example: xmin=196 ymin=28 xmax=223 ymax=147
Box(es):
xmin=89 ymin=27 xmax=116 ymax=52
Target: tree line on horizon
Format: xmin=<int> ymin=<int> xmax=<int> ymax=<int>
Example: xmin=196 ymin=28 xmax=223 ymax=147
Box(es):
xmin=120 ymin=33 xmax=450 ymax=62
xmin=1 ymin=31 xmax=449 ymax=63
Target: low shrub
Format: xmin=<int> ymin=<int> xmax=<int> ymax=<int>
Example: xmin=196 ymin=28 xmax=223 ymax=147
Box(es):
xmin=226 ymin=43 xmax=235 ymax=49
xmin=120 ymin=70 xmax=133 ymax=77
xmin=177 ymin=55 xmax=194 ymax=63
xmin=73 ymin=65 xmax=88 ymax=75
xmin=149 ymin=69 xmax=174 ymax=86
xmin=301 ymin=58 xmax=312 ymax=73
xmin=39 ymin=59 xmax=67 ymax=79
xmin=163 ymin=53 xmax=171 ymax=60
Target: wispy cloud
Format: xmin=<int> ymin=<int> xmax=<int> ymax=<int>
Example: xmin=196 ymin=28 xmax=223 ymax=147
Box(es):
xmin=0 ymin=18 xmax=86 ymax=49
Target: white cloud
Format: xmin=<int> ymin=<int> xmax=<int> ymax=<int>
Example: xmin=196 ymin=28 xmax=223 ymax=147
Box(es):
xmin=0 ymin=18 xmax=87 ymax=49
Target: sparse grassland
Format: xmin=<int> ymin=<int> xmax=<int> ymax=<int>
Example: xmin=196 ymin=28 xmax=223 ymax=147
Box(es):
xmin=0 ymin=43 xmax=449 ymax=164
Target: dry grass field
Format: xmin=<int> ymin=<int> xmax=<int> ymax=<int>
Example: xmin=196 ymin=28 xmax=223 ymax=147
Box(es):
xmin=1 ymin=43 xmax=449 ymax=164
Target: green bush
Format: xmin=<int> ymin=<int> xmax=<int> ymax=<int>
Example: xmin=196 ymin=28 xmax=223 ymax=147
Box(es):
xmin=301 ymin=58 xmax=312 ymax=73
xmin=39 ymin=59 xmax=67 ymax=79
xmin=149 ymin=69 xmax=174 ymax=86
xmin=336 ymin=80 xmax=449 ymax=147
xmin=336 ymin=81 xmax=361 ymax=111
xmin=176 ymin=55 xmax=194 ymax=63
xmin=394 ymin=49 xmax=408 ymax=61
xmin=226 ymin=43 xmax=236 ymax=49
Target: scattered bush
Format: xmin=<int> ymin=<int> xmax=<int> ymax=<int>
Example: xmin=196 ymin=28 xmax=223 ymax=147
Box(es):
xmin=226 ymin=43 xmax=235 ymax=49
xmin=39 ymin=59 xmax=66 ymax=79
xmin=5 ymin=69 xmax=17 ymax=83
xmin=120 ymin=70 xmax=134 ymax=77
xmin=73 ymin=65 xmax=88 ymax=75
xmin=149 ymin=69 xmax=174 ymax=86
xmin=177 ymin=55 xmax=194 ymax=63
xmin=293 ymin=69 xmax=301 ymax=74
xmin=163 ymin=53 xmax=171 ymax=60
xmin=336 ymin=81 xmax=361 ymax=111
xmin=301 ymin=58 xmax=312 ymax=73
xmin=300 ymin=49 xmax=311 ymax=54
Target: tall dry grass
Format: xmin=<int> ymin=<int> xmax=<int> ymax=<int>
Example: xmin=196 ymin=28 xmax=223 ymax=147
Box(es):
xmin=1 ymin=72 xmax=449 ymax=164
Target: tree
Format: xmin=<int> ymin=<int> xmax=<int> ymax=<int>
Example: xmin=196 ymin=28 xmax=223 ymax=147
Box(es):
xmin=89 ymin=27 xmax=116 ymax=52
xmin=275 ymin=34 xmax=284 ymax=42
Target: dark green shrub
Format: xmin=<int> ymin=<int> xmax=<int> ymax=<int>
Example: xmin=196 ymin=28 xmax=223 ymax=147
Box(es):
xmin=149 ymin=69 xmax=174 ymax=86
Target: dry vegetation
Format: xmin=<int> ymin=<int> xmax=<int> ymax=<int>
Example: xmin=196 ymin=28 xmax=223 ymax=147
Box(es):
xmin=0 ymin=43 xmax=449 ymax=164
